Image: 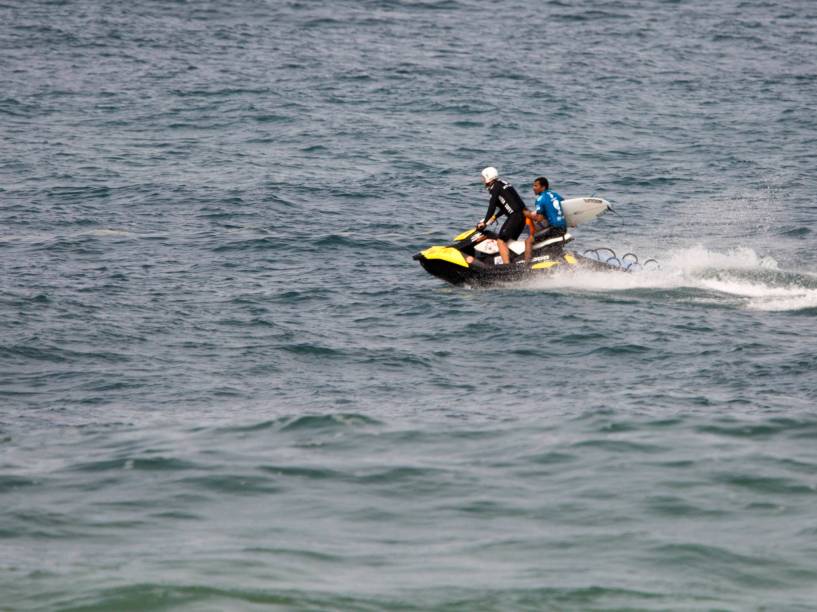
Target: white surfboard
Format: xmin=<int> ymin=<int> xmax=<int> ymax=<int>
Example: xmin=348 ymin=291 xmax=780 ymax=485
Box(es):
xmin=562 ymin=197 xmax=611 ymax=227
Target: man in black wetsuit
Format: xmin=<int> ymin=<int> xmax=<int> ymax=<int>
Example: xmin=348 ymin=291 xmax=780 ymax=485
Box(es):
xmin=476 ymin=166 xmax=527 ymax=265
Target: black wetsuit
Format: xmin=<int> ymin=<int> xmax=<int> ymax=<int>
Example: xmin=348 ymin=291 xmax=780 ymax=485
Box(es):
xmin=483 ymin=179 xmax=526 ymax=241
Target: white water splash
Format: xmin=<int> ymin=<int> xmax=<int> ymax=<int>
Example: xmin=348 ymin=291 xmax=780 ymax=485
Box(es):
xmin=520 ymin=245 xmax=817 ymax=312
xmin=698 ymin=277 xmax=817 ymax=312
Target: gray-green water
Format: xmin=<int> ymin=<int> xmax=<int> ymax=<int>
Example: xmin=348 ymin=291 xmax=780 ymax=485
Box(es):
xmin=2 ymin=0 xmax=817 ymax=609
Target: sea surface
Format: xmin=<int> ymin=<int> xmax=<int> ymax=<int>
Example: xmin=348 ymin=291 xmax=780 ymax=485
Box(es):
xmin=2 ymin=0 xmax=817 ymax=610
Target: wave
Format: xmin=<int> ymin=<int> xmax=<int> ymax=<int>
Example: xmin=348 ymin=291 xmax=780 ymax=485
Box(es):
xmin=80 ymin=228 xmax=133 ymax=237
xmin=0 ymin=228 xmax=139 ymax=244
xmin=215 ymin=413 xmax=383 ymax=434
xmin=32 ymin=582 xmax=673 ymax=612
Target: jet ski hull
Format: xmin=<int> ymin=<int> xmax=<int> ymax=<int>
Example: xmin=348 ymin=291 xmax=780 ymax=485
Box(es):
xmin=413 ymin=249 xmax=618 ymax=286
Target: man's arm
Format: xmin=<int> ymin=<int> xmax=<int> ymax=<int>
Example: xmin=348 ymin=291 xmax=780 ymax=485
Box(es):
xmin=478 ymin=192 xmax=500 ymax=228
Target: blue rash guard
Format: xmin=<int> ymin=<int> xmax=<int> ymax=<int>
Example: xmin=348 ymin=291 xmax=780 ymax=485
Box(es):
xmin=535 ymin=190 xmax=566 ymax=229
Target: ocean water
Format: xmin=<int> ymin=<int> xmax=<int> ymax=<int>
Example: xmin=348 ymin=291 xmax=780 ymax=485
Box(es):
xmin=2 ymin=0 xmax=817 ymax=609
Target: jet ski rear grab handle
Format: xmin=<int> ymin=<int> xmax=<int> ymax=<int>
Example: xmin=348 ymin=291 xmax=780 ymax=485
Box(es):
xmin=581 ymin=247 xmax=659 ymax=271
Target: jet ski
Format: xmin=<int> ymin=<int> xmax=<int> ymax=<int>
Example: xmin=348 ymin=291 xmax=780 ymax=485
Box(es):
xmin=413 ymin=197 xmax=657 ymax=286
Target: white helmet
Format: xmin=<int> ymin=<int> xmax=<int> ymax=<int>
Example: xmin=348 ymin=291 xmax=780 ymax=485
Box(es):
xmin=481 ymin=166 xmax=498 ymax=184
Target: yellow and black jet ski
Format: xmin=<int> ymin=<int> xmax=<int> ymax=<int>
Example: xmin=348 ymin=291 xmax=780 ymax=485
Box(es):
xmin=413 ymin=197 xmax=657 ymax=286
xmin=413 ymin=227 xmax=600 ymax=285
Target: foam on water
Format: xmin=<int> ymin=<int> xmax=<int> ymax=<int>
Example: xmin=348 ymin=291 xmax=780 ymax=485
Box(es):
xmin=661 ymin=245 xmax=779 ymax=272
xmin=520 ymin=245 xmax=817 ymax=312
xmin=704 ymin=278 xmax=817 ymax=312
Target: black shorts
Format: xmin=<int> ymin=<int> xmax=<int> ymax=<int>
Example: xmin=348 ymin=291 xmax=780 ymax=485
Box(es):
xmin=497 ymin=213 xmax=525 ymax=241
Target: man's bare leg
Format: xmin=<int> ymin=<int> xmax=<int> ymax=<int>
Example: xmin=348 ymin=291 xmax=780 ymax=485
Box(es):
xmin=498 ymin=240 xmax=510 ymax=264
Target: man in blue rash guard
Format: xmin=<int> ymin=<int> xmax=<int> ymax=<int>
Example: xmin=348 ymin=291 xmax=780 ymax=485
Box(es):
xmin=475 ymin=166 xmax=527 ymax=265
xmin=523 ymin=176 xmax=567 ymax=262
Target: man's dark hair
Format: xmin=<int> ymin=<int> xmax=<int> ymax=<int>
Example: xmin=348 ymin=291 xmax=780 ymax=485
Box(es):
xmin=535 ymin=176 xmax=549 ymax=190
